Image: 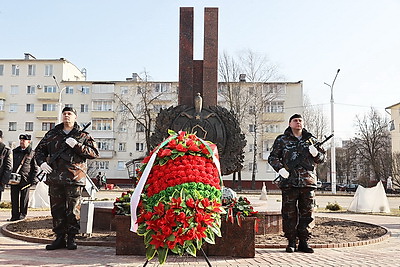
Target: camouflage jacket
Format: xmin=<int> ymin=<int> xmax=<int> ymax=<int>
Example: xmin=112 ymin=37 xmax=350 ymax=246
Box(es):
xmin=268 ymin=127 xmax=326 ymax=188
xmin=35 ymin=122 xmax=99 ymax=186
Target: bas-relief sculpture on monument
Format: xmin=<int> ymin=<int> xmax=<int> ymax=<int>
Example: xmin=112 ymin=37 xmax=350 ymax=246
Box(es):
xmin=150 ymin=7 xmax=246 ymax=175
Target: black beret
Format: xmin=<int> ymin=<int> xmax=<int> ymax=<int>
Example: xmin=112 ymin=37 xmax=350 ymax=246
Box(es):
xmin=289 ymin=114 xmax=302 ymax=122
xmin=62 ymin=106 xmax=77 ymax=115
xmin=19 ymin=134 xmax=31 ymax=140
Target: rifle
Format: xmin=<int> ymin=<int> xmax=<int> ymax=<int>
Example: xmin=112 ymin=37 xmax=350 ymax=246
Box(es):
xmin=285 ymin=134 xmax=334 ymax=173
xmin=36 ymin=122 xmax=92 ymax=180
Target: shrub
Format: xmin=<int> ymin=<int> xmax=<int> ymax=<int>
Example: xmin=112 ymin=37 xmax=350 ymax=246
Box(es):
xmin=326 ymin=202 xmax=342 ymax=211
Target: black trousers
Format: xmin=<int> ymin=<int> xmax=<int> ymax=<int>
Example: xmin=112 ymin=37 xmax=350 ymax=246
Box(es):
xmin=11 ymin=184 xmax=30 ymax=219
xmin=281 ymin=187 xmax=315 ymax=241
xmin=49 ymin=184 xmax=83 ymax=236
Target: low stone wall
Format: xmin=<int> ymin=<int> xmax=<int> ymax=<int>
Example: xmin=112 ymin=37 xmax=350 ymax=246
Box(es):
xmin=256 ymin=211 xmax=282 ymax=235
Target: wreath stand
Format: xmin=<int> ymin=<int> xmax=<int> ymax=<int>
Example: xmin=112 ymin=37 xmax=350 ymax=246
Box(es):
xmin=142 ymin=248 xmax=212 ymax=267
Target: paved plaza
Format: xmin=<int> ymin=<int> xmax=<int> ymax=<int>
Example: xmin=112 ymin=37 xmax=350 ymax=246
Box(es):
xmin=0 ymin=188 xmax=399 ymax=266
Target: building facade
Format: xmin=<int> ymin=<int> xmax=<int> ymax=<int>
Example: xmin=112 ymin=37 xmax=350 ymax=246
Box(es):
xmin=0 ymin=54 xmax=303 ymax=188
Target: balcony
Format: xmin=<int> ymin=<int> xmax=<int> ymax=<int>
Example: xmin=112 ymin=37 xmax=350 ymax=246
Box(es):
xmin=36 ymin=111 xmax=58 ymax=120
xmin=99 ymin=150 xmax=114 ymax=159
xmin=91 ymin=110 xmax=114 ymax=119
xmin=35 ymin=131 xmax=48 ymax=138
xmin=36 ymin=92 xmax=59 ymax=101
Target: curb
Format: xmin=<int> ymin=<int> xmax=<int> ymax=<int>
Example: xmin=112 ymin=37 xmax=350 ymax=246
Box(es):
xmin=1 ymin=222 xmax=114 ymax=247
xmin=1 ymin=216 xmax=391 ymax=250
xmin=256 ymin=217 xmax=391 ymax=249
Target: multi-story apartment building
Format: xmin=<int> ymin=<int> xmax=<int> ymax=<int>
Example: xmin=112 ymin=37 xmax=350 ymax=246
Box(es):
xmin=386 ymin=102 xmax=400 ymax=153
xmin=0 ymin=54 xmax=303 ymax=188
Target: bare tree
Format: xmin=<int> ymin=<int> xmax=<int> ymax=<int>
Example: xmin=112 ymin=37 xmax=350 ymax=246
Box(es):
xmin=352 ymin=107 xmax=392 ymax=183
xmin=114 ymin=70 xmax=172 ymax=154
xmin=391 ymin=152 xmax=400 ymax=188
xmin=302 ymin=95 xmax=330 ymax=181
xmin=219 ymin=49 xmax=283 ymax=189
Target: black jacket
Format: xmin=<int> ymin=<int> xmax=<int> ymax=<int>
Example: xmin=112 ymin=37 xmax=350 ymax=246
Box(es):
xmin=12 ymin=145 xmax=39 ymax=186
xmin=0 ymin=142 xmax=13 ymax=191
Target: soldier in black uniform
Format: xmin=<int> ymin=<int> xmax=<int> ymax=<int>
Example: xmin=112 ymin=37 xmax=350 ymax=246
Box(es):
xmin=268 ymin=114 xmax=326 ymax=253
xmin=0 ymin=130 xmax=12 ymax=202
xmin=35 ymin=107 xmax=98 ymax=250
xmin=9 ymin=134 xmax=38 ymax=221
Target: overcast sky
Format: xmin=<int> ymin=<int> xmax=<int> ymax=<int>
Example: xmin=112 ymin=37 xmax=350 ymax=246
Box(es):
xmin=1 ymin=0 xmax=399 ymax=140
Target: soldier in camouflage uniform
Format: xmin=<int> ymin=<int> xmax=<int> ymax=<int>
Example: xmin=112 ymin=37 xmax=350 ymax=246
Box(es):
xmin=35 ymin=107 xmax=98 ymax=250
xmin=268 ymin=114 xmax=325 ymax=253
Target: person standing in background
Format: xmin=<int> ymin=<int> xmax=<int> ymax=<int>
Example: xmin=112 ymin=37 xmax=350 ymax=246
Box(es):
xmin=0 ymin=130 xmax=13 ymax=202
xmin=9 ymin=134 xmax=38 ymax=221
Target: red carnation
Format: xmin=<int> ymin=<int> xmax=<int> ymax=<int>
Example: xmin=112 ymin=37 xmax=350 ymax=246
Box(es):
xmin=176 ymin=143 xmax=188 ymax=152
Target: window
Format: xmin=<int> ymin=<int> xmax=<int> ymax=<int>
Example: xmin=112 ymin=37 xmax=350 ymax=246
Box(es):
xmin=92 ymin=119 xmax=113 ymax=131
xmin=137 ymin=86 xmax=143 ymax=95
xmin=42 ymin=104 xmax=56 ymax=111
xmin=0 ymin=99 xmax=4 ymax=111
xmin=81 ymin=86 xmax=90 ymax=94
xmin=248 ymin=143 xmax=255 ymax=152
xmin=80 ymin=104 xmax=89 ymax=113
xmin=262 ymin=84 xmax=286 ymax=95
xmin=9 ymin=103 xmax=17 ymax=112
xmin=28 ymin=64 xmax=36 ymax=76
xmin=248 ymin=162 xmax=258 ymax=172
xmin=136 ymin=104 xmax=144 ymax=113
xmin=96 ymin=161 xmax=109 ymax=170
xmin=0 ymin=65 xmax=3 ymax=75
xmin=12 ymin=65 xmax=19 ymax=76
xmin=120 ymin=86 xmax=128 ymax=95
xmin=9 ymin=122 xmax=17 ymax=131
xmin=155 ymin=83 xmax=170 ymax=93
xmin=97 ymin=139 xmax=114 ymax=150
xmin=26 ymin=104 xmax=34 ymax=112
xmin=25 ymin=122 xmax=34 ymax=131
xmin=118 ymin=142 xmax=126 ymax=152
xmin=136 ymin=143 xmax=144 ymax=151
xmin=262 ymin=140 xmax=272 ymax=152
xmin=66 ymin=86 xmax=74 ymax=94
xmin=11 ymin=85 xmax=19 ymax=95
xmin=0 ymin=85 xmax=3 ymax=92
xmin=93 ymin=100 xmax=113 ymax=111
xmin=249 ymin=124 xmax=256 ymax=132
xmin=44 ymin=64 xmax=53 ymax=76
xmin=42 ymin=122 xmax=55 ymax=131
xmin=265 ymin=101 xmax=284 ymax=113
xmin=117 ymin=161 xmax=125 ymax=170
xmin=64 ymin=104 xmax=73 ymax=108
xmin=44 ymin=85 xmax=56 ymax=93
xmin=153 ymin=104 xmax=165 ymax=112
xmin=27 ymin=85 xmax=36 ymax=94
xmin=136 ymin=123 xmax=145 ymax=132
xmin=118 ymin=123 xmax=127 ymax=132
xmin=249 ymin=105 xmax=256 ymax=114
xmin=265 ymin=124 xmax=279 ymax=133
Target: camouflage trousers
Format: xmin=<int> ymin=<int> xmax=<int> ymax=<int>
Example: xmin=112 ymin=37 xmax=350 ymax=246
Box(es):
xmin=49 ymin=184 xmax=83 ymax=236
xmin=281 ymin=187 xmax=315 ymax=241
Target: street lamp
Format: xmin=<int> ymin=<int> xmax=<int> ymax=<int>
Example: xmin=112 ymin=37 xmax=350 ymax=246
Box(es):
xmin=324 ymin=69 xmax=340 ymax=194
xmin=53 ymin=76 xmax=66 ymax=123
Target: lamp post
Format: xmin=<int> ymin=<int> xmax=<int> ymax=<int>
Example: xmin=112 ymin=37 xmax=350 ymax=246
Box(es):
xmin=53 ymin=76 xmax=66 ymax=123
xmin=324 ymin=69 xmax=340 ymax=194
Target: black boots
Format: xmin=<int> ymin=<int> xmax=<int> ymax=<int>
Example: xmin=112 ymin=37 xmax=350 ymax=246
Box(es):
xmin=285 ymin=239 xmax=297 ymax=253
xmin=46 ymin=234 xmax=77 ymax=250
xmin=298 ymin=239 xmax=314 ymax=253
xmin=67 ymin=234 xmax=77 ymax=250
xmin=46 ymin=235 xmax=66 ymax=250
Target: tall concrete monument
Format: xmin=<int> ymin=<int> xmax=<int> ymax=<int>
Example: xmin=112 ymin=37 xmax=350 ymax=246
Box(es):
xmin=151 ymin=7 xmax=246 ymax=175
